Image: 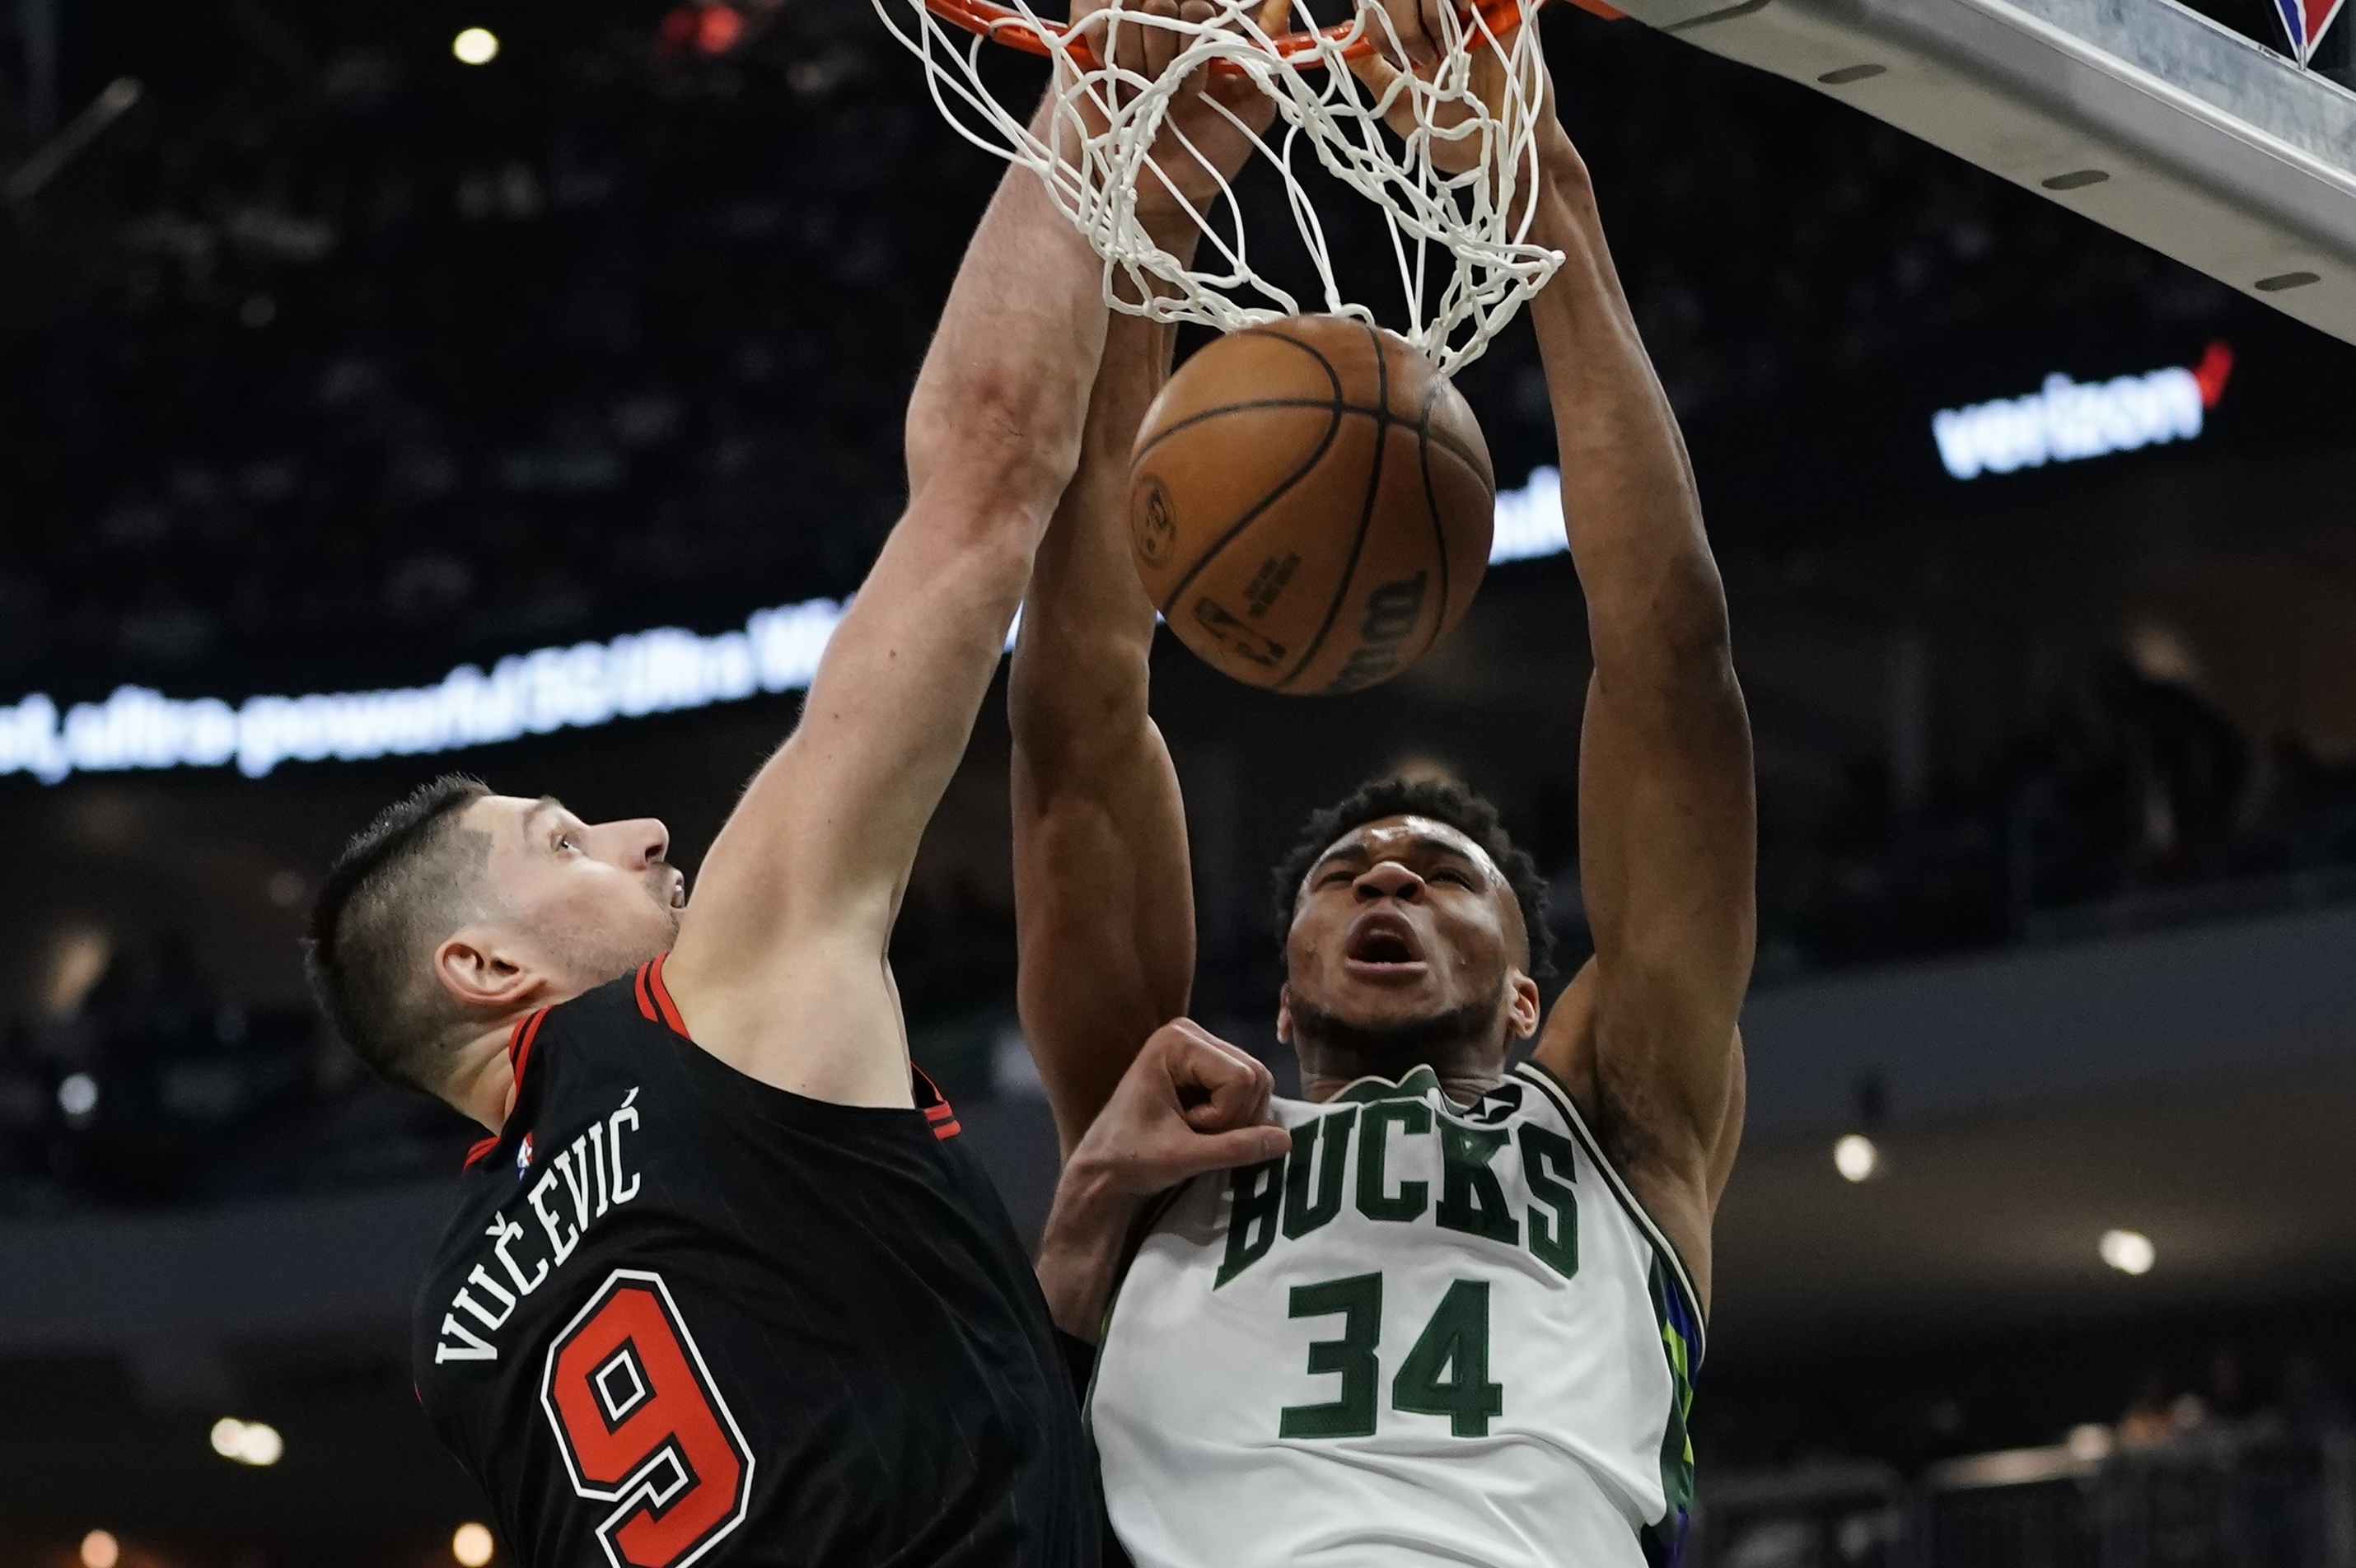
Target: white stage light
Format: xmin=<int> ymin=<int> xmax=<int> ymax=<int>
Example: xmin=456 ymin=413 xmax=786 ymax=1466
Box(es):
xmin=236 ymin=1421 xmax=284 ymax=1466
xmin=1833 ymin=1132 xmax=1880 ymax=1183
xmin=453 ymin=1522 xmax=498 ymax=1566
xmin=212 ymin=1416 xmax=284 ymax=1465
xmin=453 ymin=27 xmax=500 ymax=64
xmin=79 ymin=1531 xmax=119 ymax=1568
xmin=2100 ymin=1229 xmax=2156 ymax=1276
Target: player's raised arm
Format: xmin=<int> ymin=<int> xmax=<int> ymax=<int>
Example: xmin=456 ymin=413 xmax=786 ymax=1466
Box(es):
xmin=1011 ymin=2 xmax=1280 ymax=1150
xmin=1517 ymin=93 xmax=1755 ymax=1294
xmin=660 ymin=97 xmax=1113 ymax=1108
xmin=1011 ymin=301 xmax=1198 ymax=1155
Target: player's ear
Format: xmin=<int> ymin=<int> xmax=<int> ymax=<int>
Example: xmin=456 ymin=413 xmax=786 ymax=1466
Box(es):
xmin=1505 ymin=971 xmax=1542 ymax=1041
xmin=1275 ymin=984 xmax=1294 ymax=1045
xmin=435 ymin=926 xmax=539 ymax=1012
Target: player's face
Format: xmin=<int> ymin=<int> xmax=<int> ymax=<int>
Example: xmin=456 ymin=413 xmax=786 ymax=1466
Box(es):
xmin=466 ymin=794 xmax=685 ymax=992
xmin=1280 ymin=814 xmax=1530 ymax=1048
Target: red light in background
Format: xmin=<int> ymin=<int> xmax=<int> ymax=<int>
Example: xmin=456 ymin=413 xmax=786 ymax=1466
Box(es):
xmin=698 ymin=5 xmax=744 ymax=52
xmin=2194 ymin=339 xmax=2233 ymax=408
xmin=657 ymin=2 xmax=744 ymax=55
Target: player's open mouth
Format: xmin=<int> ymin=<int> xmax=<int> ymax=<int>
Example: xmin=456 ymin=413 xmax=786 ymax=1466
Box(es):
xmin=1343 ymin=912 xmax=1428 ymax=977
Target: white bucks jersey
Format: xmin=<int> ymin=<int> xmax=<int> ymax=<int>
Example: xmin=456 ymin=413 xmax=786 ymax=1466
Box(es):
xmin=1092 ymin=1061 xmax=1704 ymax=1568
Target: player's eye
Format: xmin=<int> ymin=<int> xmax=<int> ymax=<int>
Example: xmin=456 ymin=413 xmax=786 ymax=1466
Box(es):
xmin=555 ymin=833 xmax=577 ymax=853
xmin=1431 ymin=866 xmax=1473 ymax=887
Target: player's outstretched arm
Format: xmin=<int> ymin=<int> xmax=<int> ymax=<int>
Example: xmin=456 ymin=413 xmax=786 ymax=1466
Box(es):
xmin=1011 ymin=2 xmax=1279 ymax=1150
xmin=1012 ymin=303 xmax=1198 ymax=1156
xmin=661 ymin=99 xmax=1111 ymax=1108
xmin=1517 ymin=104 xmax=1755 ymax=1299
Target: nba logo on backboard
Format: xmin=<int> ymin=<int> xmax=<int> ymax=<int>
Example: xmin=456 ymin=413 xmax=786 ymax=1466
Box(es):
xmin=2275 ymin=0 xmax=2345 ymax=63
xmin=517 ymin=1133 xmax=535 ymax=1179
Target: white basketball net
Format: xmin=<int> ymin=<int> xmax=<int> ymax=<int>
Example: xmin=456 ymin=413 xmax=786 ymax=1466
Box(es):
xmin=875 ymin=0 xmax=1563 ymax=373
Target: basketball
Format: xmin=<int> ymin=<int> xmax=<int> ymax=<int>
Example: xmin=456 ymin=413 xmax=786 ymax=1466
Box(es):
xmin=1129 ymin=315 xmax=1496 ymax=695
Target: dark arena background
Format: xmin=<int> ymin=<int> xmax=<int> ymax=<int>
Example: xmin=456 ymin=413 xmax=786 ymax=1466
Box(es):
xmin=6 ymin=0 xmax=2356 ymax=1561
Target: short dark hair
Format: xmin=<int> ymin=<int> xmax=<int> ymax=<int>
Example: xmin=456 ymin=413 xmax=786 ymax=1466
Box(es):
xmin=1270 ymin=774 xmax=1554 ymax=981
xmin=305 ymin=774 xmax=495 ymax=1094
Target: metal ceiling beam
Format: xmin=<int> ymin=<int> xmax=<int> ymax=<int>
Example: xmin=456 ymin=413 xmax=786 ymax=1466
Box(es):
xmin=1610 ymin=0 xmax=2356 ymax=344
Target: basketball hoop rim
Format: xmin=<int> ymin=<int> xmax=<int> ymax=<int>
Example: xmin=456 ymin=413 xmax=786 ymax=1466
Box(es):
xmin=919 ymin=0 xmax=1543 ymax=76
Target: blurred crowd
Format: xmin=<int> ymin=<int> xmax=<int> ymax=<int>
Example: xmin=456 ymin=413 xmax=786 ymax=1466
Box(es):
xmin=1758 ymin=648 xmax=2356 ymax=976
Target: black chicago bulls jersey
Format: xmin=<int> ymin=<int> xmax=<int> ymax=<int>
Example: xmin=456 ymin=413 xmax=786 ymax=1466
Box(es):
xmin=413 ymin=956 xmax=1101 ymax=1568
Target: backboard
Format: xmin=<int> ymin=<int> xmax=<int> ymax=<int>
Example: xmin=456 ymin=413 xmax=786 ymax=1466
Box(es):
xmin=1610 ymin=0 xmax=2356 ymax=346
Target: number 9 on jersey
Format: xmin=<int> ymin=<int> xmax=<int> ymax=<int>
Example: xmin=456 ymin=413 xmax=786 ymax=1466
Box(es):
xmin=541 ymin=1269 xmax=755 ymax=1568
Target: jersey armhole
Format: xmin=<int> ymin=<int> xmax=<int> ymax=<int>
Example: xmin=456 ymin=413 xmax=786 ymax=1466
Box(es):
xmin=1512 ymin=1058 xmax=1710 ymax=1365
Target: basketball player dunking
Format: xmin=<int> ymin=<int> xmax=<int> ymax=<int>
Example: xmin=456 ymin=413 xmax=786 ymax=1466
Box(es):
xmin=301 ymin=37 xmax=1283 ymax=1568
xmin=1012 ymin=14 xmax=1755 ymax=1567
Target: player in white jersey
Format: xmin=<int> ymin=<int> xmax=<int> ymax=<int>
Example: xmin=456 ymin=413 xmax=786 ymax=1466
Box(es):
xmin=1002 ymin=3 xmax=1755 ymax=1563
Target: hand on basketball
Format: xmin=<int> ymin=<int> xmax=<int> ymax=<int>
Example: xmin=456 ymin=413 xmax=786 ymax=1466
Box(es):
xmin=1068 ymin=1018 xmax=1292 ymax=1200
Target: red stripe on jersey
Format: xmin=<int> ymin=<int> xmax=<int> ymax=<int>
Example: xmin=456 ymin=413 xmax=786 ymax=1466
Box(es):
xmin=461 ymin=1008 xmax=549 ymax=1170
xmin=912 ymin=1066 xmax=961 ymax=1140
xmin=633 ymin=962 xmax=658 ymax=1023
xmin=646 ymin=952 xmax=690 ymax=1037
xmin=511 ymin=1006 xmax=549 ymax=1087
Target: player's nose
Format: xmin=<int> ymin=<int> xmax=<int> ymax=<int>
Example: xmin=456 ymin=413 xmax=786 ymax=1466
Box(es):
xmin=1355 ymin=861 xmax=1423 ymax=901
xmin=591 ymin=816 xmax=671 ymax=869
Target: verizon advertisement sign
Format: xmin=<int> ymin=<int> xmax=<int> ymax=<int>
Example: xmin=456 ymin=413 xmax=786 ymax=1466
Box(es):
xmin=1931 ymin=342 xmax=2234 ymax=481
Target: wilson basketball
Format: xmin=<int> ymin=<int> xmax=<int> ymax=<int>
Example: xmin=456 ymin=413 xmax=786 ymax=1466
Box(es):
xmin=1129 ymin=315 xmax=1496 ymax=694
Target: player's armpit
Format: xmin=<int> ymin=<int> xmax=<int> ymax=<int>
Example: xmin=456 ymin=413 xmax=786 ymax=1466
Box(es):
xmin=1531 ymin=967 xmax=1739 ymax=1309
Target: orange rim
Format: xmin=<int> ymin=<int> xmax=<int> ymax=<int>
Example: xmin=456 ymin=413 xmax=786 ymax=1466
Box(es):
xmin=919 ymin=0 xmax=1539 ymax=76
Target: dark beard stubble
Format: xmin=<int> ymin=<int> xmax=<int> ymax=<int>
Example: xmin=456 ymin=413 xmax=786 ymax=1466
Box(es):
xmin=1286 ymin=996 xmax=1504 ymax=1078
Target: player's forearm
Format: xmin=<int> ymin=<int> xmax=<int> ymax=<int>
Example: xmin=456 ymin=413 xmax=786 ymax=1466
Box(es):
xmin=1034 ymin=1155 xmax=1145 ymax=1341
xmin=1525 ymin=134 xmax=1733 ymax=687
xmin=904 ymin=101 xmax=1111 ymax=520
xmin=1010 ymin=306 xmax=1177 ymax=765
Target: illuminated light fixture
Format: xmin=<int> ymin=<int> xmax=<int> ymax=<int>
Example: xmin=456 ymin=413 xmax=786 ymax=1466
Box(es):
xmin=2099 ymin=1229 xmax=2156 ymax=1276
xmin=58 ymin=1072 xmax=98 ymax=1118
xmin=453 ymin=27 xmax=500 ymax=64
xmin=210 ymin=1416 xmax=285 ymax=1466
xmin=0 ymin=465 xmax=1574 ymax=787
xmin=1932 ymin=341 xmax=2232 ymax=480
xmin=1833 ymin=1132 xmax=1880 ymax=1183
xmin=452 ymin=1522 xmax=498 ymax=1566
xmin=79 ymin=1531 xmax=120 ymax=1568
xmin=696 ymin=4 xmax=744 ymax=52
xmin=2066 ymin=1422 xmax=2114 ymax=1463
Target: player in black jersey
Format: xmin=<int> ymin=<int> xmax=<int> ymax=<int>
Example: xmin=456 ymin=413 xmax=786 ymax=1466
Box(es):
xmin=299 ymin=39 xmax=1287 ymax=1568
